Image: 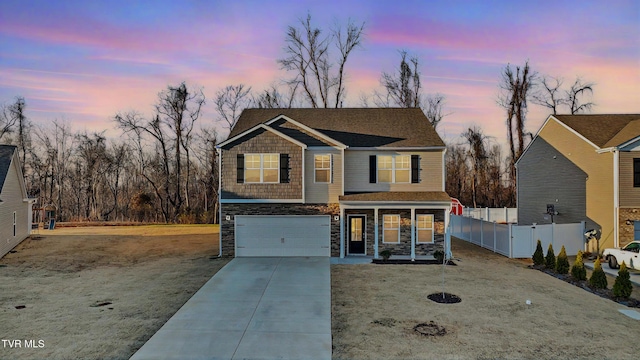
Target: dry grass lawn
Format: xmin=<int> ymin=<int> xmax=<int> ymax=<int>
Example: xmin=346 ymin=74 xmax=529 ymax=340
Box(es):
xmin=0 ymin=225 xmax=228 ymax=360
xmin=332 ymin=238 xmax=640 ymax=360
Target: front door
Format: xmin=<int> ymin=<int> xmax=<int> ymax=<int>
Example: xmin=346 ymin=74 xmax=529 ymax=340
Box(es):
xmin=348 ymin=216 xmax=365 ymax=254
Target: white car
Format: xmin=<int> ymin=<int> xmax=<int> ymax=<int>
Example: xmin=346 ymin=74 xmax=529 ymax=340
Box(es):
xmin=603 ymin=241 xmax=640 ymax=270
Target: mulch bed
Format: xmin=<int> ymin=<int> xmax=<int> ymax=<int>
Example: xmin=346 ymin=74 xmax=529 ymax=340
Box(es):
xmin=372 ymin=259 xmax=457 ymax=265
xmin=427 ymin=292 xmax=462 ymax=304
xmin=530 ymin=265 xmax=640 ymax=308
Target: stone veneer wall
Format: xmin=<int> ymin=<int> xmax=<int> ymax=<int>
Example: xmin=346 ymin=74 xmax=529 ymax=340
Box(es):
xmin=221 ymin=128 xmax=302 ymax=199
xmin=220 ymin=203 xmax=340 ymax=257
xmin=618 ymin=208 xmax=640 ymax=246
xmin=344 ymin=208 xmax=445 ymax=257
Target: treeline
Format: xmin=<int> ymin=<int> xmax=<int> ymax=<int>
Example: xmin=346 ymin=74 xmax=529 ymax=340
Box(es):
xmin=0 ymin=14 xmax=597 ymax=222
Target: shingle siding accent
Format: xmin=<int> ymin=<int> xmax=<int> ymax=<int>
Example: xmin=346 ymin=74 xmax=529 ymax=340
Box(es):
xmin=220 ymin=203 xmax=340 ymax=257
xmin=517 ymin=137 xmax=597 ymax=229
xmin=221 ymin=128 xmax=303 ymax=199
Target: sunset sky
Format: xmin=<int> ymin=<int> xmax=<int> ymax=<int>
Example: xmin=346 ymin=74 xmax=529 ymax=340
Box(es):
xmin=0 ymin=0 xmax=638 ymax=146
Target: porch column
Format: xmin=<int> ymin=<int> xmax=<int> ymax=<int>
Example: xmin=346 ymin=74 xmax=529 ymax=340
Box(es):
xmin=374 ymin=207 xmax=379 ymax=259
xmin=340 ymin=206 xmax=345 ymax=258
xmin=411 ymin=208 xmax=416 ymax=260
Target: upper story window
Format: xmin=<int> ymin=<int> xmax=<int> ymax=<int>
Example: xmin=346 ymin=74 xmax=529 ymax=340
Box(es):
xmin=245 ymin=154 xmax=279 ymax=183
xmin=377 ymin=155 xmax=410 ymax=183
xmin=314 ymin=154 xmax=331 ymax=183
xmin=634 ymin=158 xmax=640 ymax=187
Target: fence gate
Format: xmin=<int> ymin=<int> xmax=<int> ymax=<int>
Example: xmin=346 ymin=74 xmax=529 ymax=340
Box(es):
xmin=511 ymin=225 xmax=533 ymax=258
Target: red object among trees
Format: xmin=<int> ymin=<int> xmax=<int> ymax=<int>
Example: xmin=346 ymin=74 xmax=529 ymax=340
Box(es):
xmin=451 ymin=198 xmax=463 ymax=215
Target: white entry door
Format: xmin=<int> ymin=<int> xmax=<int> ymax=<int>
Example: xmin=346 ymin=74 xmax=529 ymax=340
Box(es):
xmin=235 ymin=215 xmax=331 ymax=257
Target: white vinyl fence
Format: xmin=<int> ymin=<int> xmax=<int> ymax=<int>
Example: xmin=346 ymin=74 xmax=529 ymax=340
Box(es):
xmin=450 ymin=215 xmax=585 ymax=258
xmin=462 ymin=207 xmax=517 ymax=223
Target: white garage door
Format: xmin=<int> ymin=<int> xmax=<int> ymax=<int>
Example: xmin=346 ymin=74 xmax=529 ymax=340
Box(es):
xmin=235 ymin=215 xmax=331 ymax=257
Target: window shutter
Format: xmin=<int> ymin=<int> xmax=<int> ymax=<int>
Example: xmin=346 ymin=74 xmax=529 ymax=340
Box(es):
xmin=411 ymin=155 xmax=420 ymax=183
xmin=330 ymin=154 xmax=333 ymax=184
xmin=280 ymin=153 xmax=289 ymax=183
xmin=237 ymin=154 xmax=244 ymax=183
xmin=369 ymin=155 xmax=377 ymax=183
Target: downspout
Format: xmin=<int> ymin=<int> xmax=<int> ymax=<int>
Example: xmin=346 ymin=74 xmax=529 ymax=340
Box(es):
xmin=302 ymin=147 xmax=305 ymax=203
xmin=217 ymin=147 xmax=223 ymax=258
xmin=613 ymin=149 xmax=619 ymax=248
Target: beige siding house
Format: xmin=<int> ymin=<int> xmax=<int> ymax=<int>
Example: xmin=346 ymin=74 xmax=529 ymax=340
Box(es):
xmin=217 ymin=108 xmax=451 ymax=259
xmin=0 ymin=145 xmax=33 ymax=258
xmin=517 ymin=114 xmax=640 ymax=252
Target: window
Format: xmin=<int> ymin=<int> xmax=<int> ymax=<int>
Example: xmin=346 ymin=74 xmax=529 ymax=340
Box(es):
xmin=634 ymin=158 xmax=640 ymax=187
xmin=13 ymin=211 xmax=16 ymax=237
xmin=315 ymin=154 xmax=331 ymax=183
xmin=245 ymin=154 xmax=279 ymax=183
xmin=416 ymin=214 xmax=434 ymax=243
xmin=378 ymin=156 xmax=393 ymax=183
xmin=383 ymin=215 xmax=400 ymax=243
xmin=377 ymin=155 xmax=410 ymax=183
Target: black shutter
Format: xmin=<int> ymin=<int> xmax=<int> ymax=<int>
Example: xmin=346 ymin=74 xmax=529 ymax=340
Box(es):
xmin=369 ymin=155 xmax=377 ymax=183
xmin=236 ymin=154 xmax=244 ymax=183
xmin=411 ymin=155 xmax=420 ymax=183
xmin=280 ymin=154 xmax=289 ymax=183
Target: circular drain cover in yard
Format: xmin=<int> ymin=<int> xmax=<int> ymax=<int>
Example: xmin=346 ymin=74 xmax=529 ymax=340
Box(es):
xmin=414 ymin=321 xmax=447 ymax=336
xmin=427 ymin=292 xmax=461 ymax=304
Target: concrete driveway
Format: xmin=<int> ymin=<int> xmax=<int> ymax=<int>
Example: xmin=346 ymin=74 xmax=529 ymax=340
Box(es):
xmin=130 ymin=257 xmax=331 ymax=360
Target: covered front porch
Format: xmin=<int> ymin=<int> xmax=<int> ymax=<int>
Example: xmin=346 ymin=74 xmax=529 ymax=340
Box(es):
xmin=337 ymin=192 xmax=452 ymax=260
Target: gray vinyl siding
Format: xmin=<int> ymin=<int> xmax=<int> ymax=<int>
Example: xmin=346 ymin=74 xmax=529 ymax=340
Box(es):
xmin=343 ymin=150 xmax=443 ymax=192
xmin=0 ymin=154 xmax=30 ymax=258
xmin=618 ymin=151 xmax=640 ymax=207
xmin=517 ymin=137 xmax=597 ymax=229
xmin=305 ymin=149 xmax=342 ymax=203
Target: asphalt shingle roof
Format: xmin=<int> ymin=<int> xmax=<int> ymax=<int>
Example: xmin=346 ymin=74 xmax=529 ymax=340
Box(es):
xmin=0 ymin=145 xmax=16 ymax=192
xmin=553 ymin=114 xmax=640 ymax=148
xmin=230 ymin=108 xmax=446 ymax=148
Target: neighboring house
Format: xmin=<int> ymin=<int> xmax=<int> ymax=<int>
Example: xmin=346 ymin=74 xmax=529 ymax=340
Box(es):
xmin=0 ymin=145 xmax=34 ymax=258
xmin=517 ymin=114 xmax=640 ymax=252
xmin=217 ymin=108 xmax=451 ymax=258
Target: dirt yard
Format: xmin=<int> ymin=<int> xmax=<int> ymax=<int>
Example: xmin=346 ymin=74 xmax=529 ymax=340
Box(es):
xmin=0 ymin=225 xmax=228 ymax=360
xmin=332 ymin=238 xmax=640 ymax=360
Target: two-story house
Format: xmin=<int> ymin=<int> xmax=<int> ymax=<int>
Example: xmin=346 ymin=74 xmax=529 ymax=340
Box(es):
xmin=217 ymin=108 xmax=451 ymax=259
xmin=517 ymin=114 xmax=640 ymax=252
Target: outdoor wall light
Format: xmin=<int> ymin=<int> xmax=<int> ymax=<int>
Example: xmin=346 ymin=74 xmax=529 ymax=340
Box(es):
xmin=334 ymin=215 xmax=339 ymax=221
xmin=226 ymin=215 xmax=231 ymax=221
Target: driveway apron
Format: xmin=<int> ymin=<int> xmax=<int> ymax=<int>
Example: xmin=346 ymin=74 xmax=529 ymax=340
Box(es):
xmin=130 ymin=257 xmax=331 ymax=360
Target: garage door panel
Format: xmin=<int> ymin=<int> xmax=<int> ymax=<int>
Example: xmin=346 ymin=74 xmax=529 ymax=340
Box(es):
xmin=235 ymin=216 xmax=330 ymax=257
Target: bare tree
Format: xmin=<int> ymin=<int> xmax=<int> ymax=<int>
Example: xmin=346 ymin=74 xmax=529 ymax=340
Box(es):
xmin=567 ymin=77 xmax=595 ymax=114
xmin=463 ymin=127 xmax=489 ymax=208
xmin=531 ymin=76 xmax=566 ymax=115
xmin=215 ymin=84 xmax=251 ymax=131
xmin=498 ymin=61 xmax=535 ymax=185
xmin=278 ymin=14 xmax=364 ymax=108
xmin=377 ymin=50 xmax=422 ymax=108
xmin=424 ymin=93 xmax=447 ymax=129
xmin=0 ymin=103 xmax=17 ymax=142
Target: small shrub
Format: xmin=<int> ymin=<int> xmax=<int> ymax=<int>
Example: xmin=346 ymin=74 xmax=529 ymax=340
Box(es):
xmin=571 ymin=250 xmax=587 ymax=281
xmin=532 ymin=240 xmax=544 ymax=266
xmin=555 ymin=245 xmax=570 ymax=274
xmin=589 ymin=258 xmax=608 ymax=289
xmin=380 ymin=250 xmax=392 ymax=261
xmin=433 ymin=250 xmax=445 ymax=263
xmin=545 ymin=244 xmax=556 ymax=270
xmin=613 ymin=262 xmax=633 ymax=298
